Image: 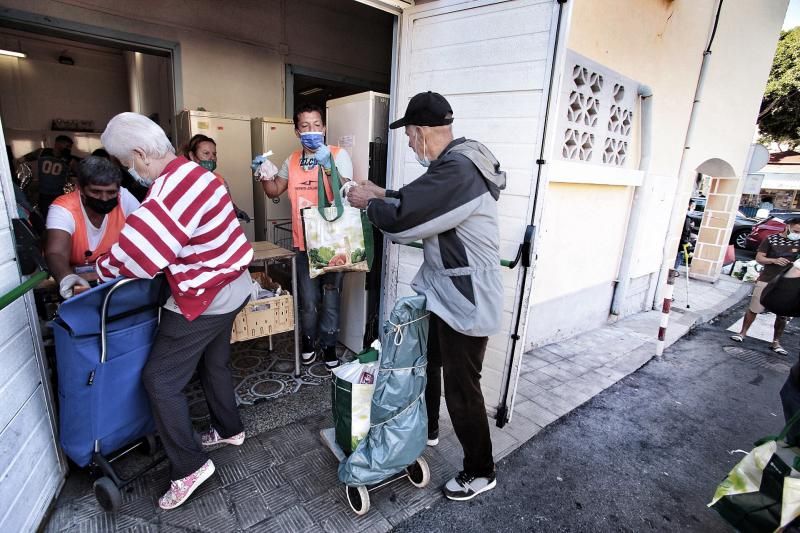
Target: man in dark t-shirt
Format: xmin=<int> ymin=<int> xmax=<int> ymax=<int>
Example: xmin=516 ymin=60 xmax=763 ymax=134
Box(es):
xmin=731 ymin=217 xmax=800 ymax=355
xmin=20 ymin=135 xmax=76 ymax=216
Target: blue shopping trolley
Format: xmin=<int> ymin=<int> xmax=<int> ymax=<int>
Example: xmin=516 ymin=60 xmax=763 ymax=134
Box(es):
xmin=52 ymin=276 xmax=166 ymax=511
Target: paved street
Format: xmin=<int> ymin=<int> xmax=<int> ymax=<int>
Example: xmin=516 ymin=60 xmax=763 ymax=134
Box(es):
xmin=395 ymin=300 xmax=798 ymax=533
xmin=44 ymin=274 xmax=759 ymax=532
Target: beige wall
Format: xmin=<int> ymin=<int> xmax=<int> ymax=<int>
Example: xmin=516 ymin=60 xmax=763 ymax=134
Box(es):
xmin=685 ymin=0 xmax=787 ymax=279
xmin=527 ymin=0 xmax=787 ymax=347
xmin=0 ymin=0 xmax=393 ymax=121
xmin=0 ymin=30 xmax=129 ymax=131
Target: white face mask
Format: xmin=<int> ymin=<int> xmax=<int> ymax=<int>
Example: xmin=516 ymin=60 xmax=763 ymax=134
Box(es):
xmin=128 ymin=157 xmax=152 ymax=187
xmin=788 ymin=232 xmax=800 ymax=241
xmin=413 ymin=128 xmax=430 ymax=168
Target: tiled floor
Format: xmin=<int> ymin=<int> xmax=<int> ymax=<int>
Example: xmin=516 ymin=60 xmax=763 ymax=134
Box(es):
xmin=44 ymin=275 xmax=752 ymax=532
xmin=45 ymin=411 xmax=457 ymax=533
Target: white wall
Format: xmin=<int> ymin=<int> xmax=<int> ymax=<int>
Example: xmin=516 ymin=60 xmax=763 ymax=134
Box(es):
xmin=0 ymin=0 xmax=394 ymax=121
xmin=0 ymin=30 xmax=129 ymax=131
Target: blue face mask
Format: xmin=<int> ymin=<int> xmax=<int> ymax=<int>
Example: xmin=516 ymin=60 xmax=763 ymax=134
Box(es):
xmin=413 ymin=129 xmax=430 ymax=168
xmin=128 ymin=163 xmax=151 ymax=188
xmin=299 ymin=131 xmax=325 ymax=150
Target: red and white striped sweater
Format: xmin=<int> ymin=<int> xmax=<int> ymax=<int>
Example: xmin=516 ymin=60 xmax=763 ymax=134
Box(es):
xmin=96 ymin=157 xmax=253 ymax=320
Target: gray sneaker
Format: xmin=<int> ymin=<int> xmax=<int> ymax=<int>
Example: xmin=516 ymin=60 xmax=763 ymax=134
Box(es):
xmin=443 ymin=471 xmax=496 ymax=501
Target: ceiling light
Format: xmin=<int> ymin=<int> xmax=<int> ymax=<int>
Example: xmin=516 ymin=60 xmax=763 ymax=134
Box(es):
xmin=0 ymin=49 xmax=26 ymax=58
xmin=299 ymin=87 xmax=323 ymax=96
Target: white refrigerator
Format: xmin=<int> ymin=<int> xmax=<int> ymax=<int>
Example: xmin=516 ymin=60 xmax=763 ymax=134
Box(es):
xmin=250 ymin=117 xmax=297 ymax=243
xmin=326 ymin=91 xmax=390 ymax=353
xmin=176 ymin=110 xmax=255 ymax=241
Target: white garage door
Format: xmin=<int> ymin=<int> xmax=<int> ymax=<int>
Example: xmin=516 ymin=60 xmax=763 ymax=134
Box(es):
xmin=0 ymin=122 xmax=66 ymax=531
xmin=385 ymin=0 xmax=564 ymax=422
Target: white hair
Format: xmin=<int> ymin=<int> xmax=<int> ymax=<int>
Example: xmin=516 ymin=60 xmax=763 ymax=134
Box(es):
xmin=101 ymin=112 xmax=175 ymax=162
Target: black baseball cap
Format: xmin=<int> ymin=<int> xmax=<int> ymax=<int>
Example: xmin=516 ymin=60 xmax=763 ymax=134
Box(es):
xmin=389 ymin=91 xmax=454 ymax=129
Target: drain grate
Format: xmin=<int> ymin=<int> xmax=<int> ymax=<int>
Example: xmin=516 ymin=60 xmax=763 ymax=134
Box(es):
xmin=723 ymin=345 xmax=792 ymax=371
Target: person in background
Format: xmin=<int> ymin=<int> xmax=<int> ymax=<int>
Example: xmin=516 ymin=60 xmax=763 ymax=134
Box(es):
xmin=255 ymin=103 xmax=354 ymax=369
xmin=677 ymin=200 xmax=696 ymax=269
xmin=183 ymin=134 xmax=251 ymax=222
xmin=348 ymin=91 xmax=504 ymax=501
xmin=7 ymin=144 xmax=44 ymax=235
xmin=96 ymin=112 xmax=254 ymax=510
xmin=45 ymin=156 xmax=140 ymax=299
xmin=20 ymin=135 xmax=77 ymax=216
xmin=730 ymin=217 xmax=800 ymax=355
xmin=760 ymin=195 xmax=775 ymax=211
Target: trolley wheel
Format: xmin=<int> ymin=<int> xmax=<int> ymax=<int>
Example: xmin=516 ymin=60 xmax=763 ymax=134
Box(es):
xmin=346 ymin=485 xmax=370 ymax=516
xmin=93 ymin=476 xmax=122 ymax=512
xmin=406 ymin=457 xmax=431 ymax=488
xmin=141 ymin=434 xmax=158 ymax=456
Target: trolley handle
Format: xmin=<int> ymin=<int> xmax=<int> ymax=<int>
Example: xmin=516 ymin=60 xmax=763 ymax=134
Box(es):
xmin=100 ymin=277 xmax=163 ymax=364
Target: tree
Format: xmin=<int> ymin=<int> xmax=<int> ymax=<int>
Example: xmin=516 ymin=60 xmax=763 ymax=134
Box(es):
xmin=759 ymin=27 xmax=800 ymax=150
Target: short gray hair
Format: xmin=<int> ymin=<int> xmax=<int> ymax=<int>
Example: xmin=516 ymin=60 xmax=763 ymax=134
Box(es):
xmin=101 ymin=112 xmax=174 ymax=163
xmin=78 ymin=156 xmax=122 ymax=188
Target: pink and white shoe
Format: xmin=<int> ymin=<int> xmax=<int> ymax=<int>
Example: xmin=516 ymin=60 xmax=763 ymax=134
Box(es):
xmin=158 ymin=460 xmax=215 ymax=510
xmin=200 ymin=428 xmax=245 ymax=448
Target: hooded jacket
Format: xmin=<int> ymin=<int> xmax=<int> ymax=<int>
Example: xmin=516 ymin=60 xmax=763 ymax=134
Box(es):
xmin=367 ymin=137 xmax=505 ymax=337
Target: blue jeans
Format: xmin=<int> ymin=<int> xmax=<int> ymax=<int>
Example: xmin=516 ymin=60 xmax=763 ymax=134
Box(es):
xmin=296 ymin=251 xmax=343 ymax=348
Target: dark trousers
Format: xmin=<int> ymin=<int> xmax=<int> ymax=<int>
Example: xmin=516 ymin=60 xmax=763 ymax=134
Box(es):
xmin=295 ymin=251 xmax=343 ymax=348
xmin=142 ymin=303 xmax=246 ymax=481
xmin=425 ymin=313 xmax=495 ymax=477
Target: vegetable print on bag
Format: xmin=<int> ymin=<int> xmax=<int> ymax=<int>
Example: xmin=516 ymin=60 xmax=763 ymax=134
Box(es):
xmin=302 ymin=158 xmax=373 ymax=278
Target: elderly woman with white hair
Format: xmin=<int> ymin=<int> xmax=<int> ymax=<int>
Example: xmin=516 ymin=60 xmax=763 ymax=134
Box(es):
xmin=95 ymin=112 xmax=254 ymax=510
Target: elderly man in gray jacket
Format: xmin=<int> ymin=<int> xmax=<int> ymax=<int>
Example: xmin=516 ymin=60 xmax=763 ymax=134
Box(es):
xmin=348 ymin=91 xmax=505 ymax=501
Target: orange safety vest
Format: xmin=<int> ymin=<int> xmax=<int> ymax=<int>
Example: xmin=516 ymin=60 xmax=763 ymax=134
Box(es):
xmin=51 ymin=190 xmax=127 ymax=266
xmin=287 ymin=146 xmax=341 ymax=251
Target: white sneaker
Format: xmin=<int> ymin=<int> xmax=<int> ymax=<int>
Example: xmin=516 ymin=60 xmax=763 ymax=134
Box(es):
xmin=200 ymin=428 xmax=245 ymax=448
xmin=426 ymin=437 xmax=439 ymax=446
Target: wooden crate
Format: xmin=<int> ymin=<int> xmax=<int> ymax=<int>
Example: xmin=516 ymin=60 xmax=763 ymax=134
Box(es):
xmin=230 ymin=272 xmax=294 ymax=343
xmin=231 ymin=293 xmax=294 ymax=343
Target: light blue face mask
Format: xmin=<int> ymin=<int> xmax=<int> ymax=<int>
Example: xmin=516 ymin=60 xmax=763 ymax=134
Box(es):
xmin=788 ymin=232 xmax=800 ymax=241
xmin=128 ymin=163 xmax=151 ymax=188
xmin=299 ymin=131 xmax=325 ymax=150
xmin=413 ymin=129 xmax=430 ymax=167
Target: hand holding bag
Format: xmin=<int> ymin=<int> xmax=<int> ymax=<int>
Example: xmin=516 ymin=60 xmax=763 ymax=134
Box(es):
xmin=301 ymin=159 xmax=374 ymax=279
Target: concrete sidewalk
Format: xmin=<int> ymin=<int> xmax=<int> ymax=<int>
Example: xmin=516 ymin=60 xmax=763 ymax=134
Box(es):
xmin=44 ymin=273 xmax=751 ymax=533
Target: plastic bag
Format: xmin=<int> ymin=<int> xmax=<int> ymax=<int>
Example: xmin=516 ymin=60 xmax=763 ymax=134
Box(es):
xmin=331 ymin=342 xmax=380 ymax=454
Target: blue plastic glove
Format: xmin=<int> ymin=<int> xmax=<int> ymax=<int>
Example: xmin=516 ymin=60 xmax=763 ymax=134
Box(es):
xmin=314 ymin=144 xmax=331 ymax=170
xmin=251 ymin=154 xmax=267 ymax=172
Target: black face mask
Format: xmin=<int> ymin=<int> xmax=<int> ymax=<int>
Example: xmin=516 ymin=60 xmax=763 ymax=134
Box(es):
xmin=61 ymin=148 xmax=71 ymax=158
xmin=83 ymin=194 xmax=118 ymax=215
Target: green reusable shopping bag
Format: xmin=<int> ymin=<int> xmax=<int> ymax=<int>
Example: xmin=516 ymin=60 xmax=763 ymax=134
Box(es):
xmin=301 ymin=159 xmax=374 ymax=279
xmin=709 ymin=411 xmax=800 ymax=532
xmin=331 ymin=346 xmax=380 ymax=455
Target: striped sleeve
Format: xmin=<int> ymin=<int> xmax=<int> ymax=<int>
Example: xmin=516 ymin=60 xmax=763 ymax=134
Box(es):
xmin=96 ymin=164 xmax=227 ymax=281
